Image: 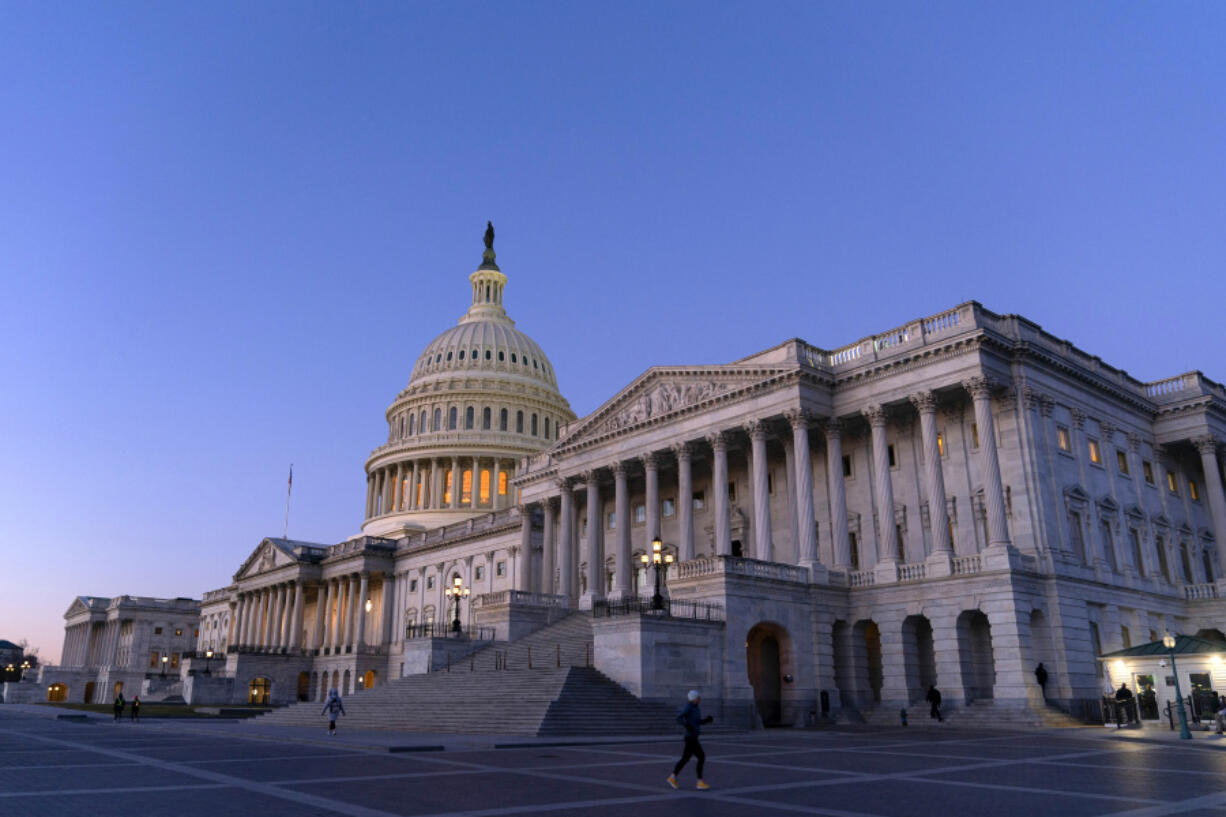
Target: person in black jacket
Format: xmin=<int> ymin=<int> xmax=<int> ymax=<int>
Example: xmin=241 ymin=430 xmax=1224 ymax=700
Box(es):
xmin=926 ymin=685 xmax=943 ymax=722
xmin=668 ymin=690 xmax=713 ymax=791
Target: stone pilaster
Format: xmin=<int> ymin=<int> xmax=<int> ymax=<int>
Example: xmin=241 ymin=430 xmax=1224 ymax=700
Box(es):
xmin=964 ymin=377 xmax=1012 ymax=550
xmin=911 ymin=391 xmax=952 ymax=576
xmin=1194 ymin=436 xmax=1226 ymax=571
xmin=356 ymin=572 xmax=370 ymax=649
xmin=541 ymin=497 xmax=557 ymax=594
xmin=863 ymin=404 xmax=899 ymax=571
xmin=517 ymin=505 xmax=534 ymax=591
xmin=289 ymin=581 xmax=304 ymax=650
xmin=556 ymin=479 xmax=575 ymax=603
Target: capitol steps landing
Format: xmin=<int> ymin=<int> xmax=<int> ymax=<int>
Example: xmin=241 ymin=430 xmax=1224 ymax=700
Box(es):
xmin=859 ymin=699 xmax=1089 ymax=729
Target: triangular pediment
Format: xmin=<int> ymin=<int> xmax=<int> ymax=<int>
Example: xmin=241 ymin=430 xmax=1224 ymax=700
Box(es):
xmin=234 ymin=538 xmax=296 ymax=581
xmin=556 ymin=364 xmax=795 ymax=449
xmin=64 ymin=596 xmax=100 ymax=618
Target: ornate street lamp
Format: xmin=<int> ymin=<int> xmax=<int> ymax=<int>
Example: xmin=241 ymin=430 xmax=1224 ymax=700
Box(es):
xmin=203 ymin=649 xmax=214 ymax=676
xmin=1164 ymin=631 xmax=1193 ymax=740
xmin=444 ymin=576 xmax=470 ymax=634
xmin=20 ymin=660 xmax=30 ymax=680
xmin=160 ymin=655 xmax=169 ymax=678
xmin=640 ymin=536 xmax=675 ymax=611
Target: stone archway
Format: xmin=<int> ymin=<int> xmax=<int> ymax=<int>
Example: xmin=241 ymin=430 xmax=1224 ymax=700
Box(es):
xmin=852 ymin=620 xmax=883 ymax=706
xmin=83 ymin=681 xmax=96 ymax=703
xmin=901 ymin=615 xmax=937 ymax=704
xmin=297 ymin=672 xmax=310 ymax=702
xmin=342 ymin=669 xmax=351 ymax=695
xmin=47 ymin=683 xmax=68 ymax=702
xmin=747 ymin=622 xmax=792 ymax=726
xmin=364 ymin=670 xmax=376 ymax=689
xmin=957 ymin=610 xmax=995 ymax=701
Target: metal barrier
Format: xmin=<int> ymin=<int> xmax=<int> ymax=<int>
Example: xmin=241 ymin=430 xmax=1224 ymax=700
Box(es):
xmin=405 ymin=622 xmax=495 ymax=641
xmin=592 ymin=597 xmax=725 ymax=622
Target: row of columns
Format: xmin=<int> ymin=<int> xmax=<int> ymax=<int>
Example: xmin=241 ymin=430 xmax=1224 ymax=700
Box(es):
xmin=365 ymin=456 xmax=515 ymax=519
xmin=233 ymin=581 xmax=305 ymax=652
xmin=1195 ymin=436 xmax=1226 ymax=571
xmin=524 ymin=379 xmax=1014 ymax=603
xmin=62 ymin=622 xmax=93 ymax=667
xmin=230 ymin=572 xmax=393 ymax=655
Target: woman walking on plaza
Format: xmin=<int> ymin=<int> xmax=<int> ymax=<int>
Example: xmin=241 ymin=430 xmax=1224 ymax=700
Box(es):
xmin=321 ymin=688 xmax=345 ymax=735
xmin=668 ymin=689 xmax=713 ymax=791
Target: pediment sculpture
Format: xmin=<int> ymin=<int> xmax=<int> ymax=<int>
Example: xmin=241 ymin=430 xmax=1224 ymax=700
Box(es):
xmin=604 ymin=380 xmax=728 ymax=432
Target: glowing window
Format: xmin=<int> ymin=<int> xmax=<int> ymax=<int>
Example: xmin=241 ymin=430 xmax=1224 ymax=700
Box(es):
xmin=498 ymin=471 xmax=508 ymax=496
xmin=1056 ymin=426 xmax=1071 ymax=452
xmin=461 ymin=469 xmax=472 ymax=504
xmin=480 ymin=470 xmax=491 ymax=503
xmin=444 ymin=471 xmax=453 ymax=505
xmin=936 ymin=432 xmax=946 ymax=457
xmin=1167 ymin=472 xmax=1178 ymax=494
xmin=1088 ymin=439 xmax=1102 ymax=465
xmin=1190 ymin=479 xmax=1200 ymax=502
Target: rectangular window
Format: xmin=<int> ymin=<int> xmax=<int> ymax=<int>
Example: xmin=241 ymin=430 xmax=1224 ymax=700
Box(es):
xmin=1167 ymin=472 xmax=1179 ymax=494
xmin=1143 ymin=461 xmax=1155 ymax=484
xmin=887 ymin=444 xmax=896 ymax=469
xmin=149 ymin=651 xmax=160 ymax=669
xmin=1190 ymin=479 xmax=1201 ymax=502
xmin=1056 ymin=426 xmax=1072 ymax=452
xmin=1088 ymin=439 xmax=1102 ymax=465
xmin=1130 ymin=529 xmax=1144 ymax=576
xmin=971 ymin=423 xmax=980 ymax=449
xmin=1089 ymin=622 xmax=1103 ymax=677
xmin=170 ymin=653 xmax=180 ymax=669
xmin=692 ymin=491 xmax=705 ymax=510
xmin=1121 ymin=626 xmax=1131 ymax=649
xmin=849 ymin=531 xmax=859 ymax=570
xmin=937 ymin=432 xmax=946 ymax=458
xmin=410 ymin=579 xmax=418 ymax=592
xmin=496 ymin=562 xmax=506 ymax=577
xmin=479 ymin=470 xmax=491 ymax=503
xmin=634 ymin=504 xmax=646 ymax=524
xmin=426 ymin=576 xmax=435 ymax=590
xmin=728 ymin=482 xmax=736 ymax=502
xmin=174 ymin=628 xmax=182 ymax=637
xmin=1155 ymin=535 xmax=1170 ymax=582
xmin=461 ymin=469 xmax=472 ymax=504
xmin=607 ymin=511 xmax=616 ymax=529
xmin=475 ymin=566 xmax=485 ymax=581
xmin=1068 ymin=511 xmax=1085 ymax=563
xmin=1101 ymin=521 xmax=1117 ymax=571
xmin=662 ymin=498 xmax=675 ymax=517
xmin=154 ymin=627 xmax=163 ymax=635
xmin=498 ymin=471 xmax=508 ymax=496
xmin=1116 ymin=450 xmax=1130 ymax=475
xmin=842 ymin=455 xmax=852 ymax=478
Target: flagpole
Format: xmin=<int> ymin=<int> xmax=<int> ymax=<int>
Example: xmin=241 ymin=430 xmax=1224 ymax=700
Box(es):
xmin=284 ymin=464 xmax=293 ymax=540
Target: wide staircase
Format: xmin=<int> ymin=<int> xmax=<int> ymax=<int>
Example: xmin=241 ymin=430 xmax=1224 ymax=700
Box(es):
xmin=254 ymin=613 xmax=678 ymax=736
xmin=861 ymin=698 xmax=1088 ymax=729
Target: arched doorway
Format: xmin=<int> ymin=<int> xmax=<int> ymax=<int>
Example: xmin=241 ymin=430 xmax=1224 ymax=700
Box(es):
xmin=342 ymin=669 xmax=351 ymax=695
xmin=957 ymin=610 xmax=995 ymax=701
xmin=902 ymin=615 xmax=936 ymax=703
xmin=248 ymin=677 xmax=271 ymax=704
xmin=746 ymin=623 xmax=788 ymax=726
xmin=83 ymin=681 xmax=96 ymax=703
xmin=363 ymin=670 xmax=376 ymax=690
xmin=47 ymin=683 xmax=68 ymax=702
xmin=1029 ymin=609 xmax=1056 ymax=701
xmin=852 ymin=620 xmax=882 ymax=706
xmin=297 ymin=672 xmax=310 ymax=702
xmin=331 ymin=669 xmax=339 ymax=693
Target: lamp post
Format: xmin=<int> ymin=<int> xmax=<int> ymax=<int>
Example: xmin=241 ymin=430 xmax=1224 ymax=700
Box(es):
xmin=640 ymin=536 xmax=675 ymax=610
xmin=20 ymin=660 xmax=30 ymax=681
xmin=203 ymin=649 xmax=213 ymax=676
xmin=160 ymin=655 xmax=168 ymax=678
xmin=444 ymin=576 xmax=470 ymax=635
xmin=1164 ymin=631 xmax=1193 ymax=740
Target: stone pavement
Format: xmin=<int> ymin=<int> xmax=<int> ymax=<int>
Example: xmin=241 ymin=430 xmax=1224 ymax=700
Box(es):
xmin=6 ymin=709 xmax=1226 ymax=817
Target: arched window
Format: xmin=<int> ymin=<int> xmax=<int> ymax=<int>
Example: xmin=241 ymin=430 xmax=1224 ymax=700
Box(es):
xmin=465 ymin=406 xmax=474 ymax=429
xmin=447 ymin=351 xmax=453 ymax=361
xmin=499 ymin=408 xmax=508 ymax=431
xmin=461 ymin=470 xmax=473 ymax=504
xmin=511 ymin=353 xmax=517 ymax=363
xmin=420 ymin=410 xmax=427 ymax=433
xmin=432 ymin=408 xmax=441 ymax=431
xmin=544 ymin=417 xmax=550 ymax=439
xmin=531 ymin=413 xmax=539 ymax=436
xmin=480 ymin=469 xmax=491 ymax=503
xmin=516 ymin=410 xmax=524 ymax=433
xmin=471 ymin=348 xmax=478 ymax=360
xmin=498 ymin=471 xmax=508 ymax=496
xmin=485 ymin=349 xmax=491 ymax=360
xmin=399 ymin=416 xmax=405 ymax=438
xmin=459 ymin=349 xmax=465 ymax=360
xmin=532 ymin=359 xmax=538 ymax=369
xmin=498 ymin=351 xmax=504 ymax=361
xmin=482 ymin=407 xmax=491 ymax=430
xmin=448 ymin=407 xmax=457 ymax=430
xmin=408 ymin=414 xmax=415 ymax=435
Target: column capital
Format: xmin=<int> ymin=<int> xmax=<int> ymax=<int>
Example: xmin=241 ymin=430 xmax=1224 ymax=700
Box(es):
xmin=862 ymin=403 xmax=888 ymax=427
xmin=961 ymin=375 xmax=999 ymax=399
xmin=1069 ymin=407 xmax=1087 ymax=430
xmin=1126 ymin=432 xmax=1144 ymax=452
xmin=821 ymin=418 xmax=843 ymax=439
xmin=1099 ymin=421 xmax=1117 ymax=443
xmin=577 ymin=468 xmax=599 ymax=487
xmin=552 ymin=476 xmax=572 ymax=493
xmin=516 ymin=502 xmax=535 ymax=515
xmin=705 ymin=430 xmax=728 ymax=452
xmin=743 ymin=418 xmax=769 ymax=441
xmin=1039 ymin=394 xmax=1055 ymax=417
xmin=544 ymin=495 xmax=560 ymax=512
xmin=611 ymin=461 xmax=629 ymax=478
xmin=671 ymin=440 xmax=692 ymax=461
xmin=639 ymin=451 xmax=660 ymax=470
xmin=1194 ymin=435 xmax=1221 ymax=456
xmin=908 ymin=391 xmax=938 ymax=414
xmin=784 ymin=408 xmax=812 ymax=429
xmin=359 ymin=570 xmax=370 ymax=580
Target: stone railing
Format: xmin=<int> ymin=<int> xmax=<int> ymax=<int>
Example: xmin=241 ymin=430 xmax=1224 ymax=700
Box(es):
xmin=401 ymin=507 xmax=521 ymax=551
xmin=673 ymin=555 xmax=809 ymax=585
xmin=474 ymin=590 xmax=569 ymax=609
xmin=849 ymin=569 xmax=875 ymax=587
xmin=898 ymin=563 xmax=927 ymax=582
xmin=952 ymin=555 xmax=982 ymax=576
xmin=202 ymin=588 xmax=233 ymax=602
xmin=1184 ymin=583 xmax=1219 ymax=601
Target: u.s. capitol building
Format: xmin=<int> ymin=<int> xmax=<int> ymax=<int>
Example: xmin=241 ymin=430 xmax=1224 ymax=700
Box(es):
xmin=29 ymin=232 xmax=1226 ymax=729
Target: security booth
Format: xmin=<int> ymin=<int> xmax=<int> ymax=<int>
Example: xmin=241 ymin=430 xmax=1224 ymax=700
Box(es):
xmin=1099 ymin=635 xmax=1226 ymax=729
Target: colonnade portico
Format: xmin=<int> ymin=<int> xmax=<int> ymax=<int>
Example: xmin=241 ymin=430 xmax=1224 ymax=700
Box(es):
xmin=518 ymin=376 xmax=1020 ymax=604
xmin=365 ymin=456 xmax=518 ymax=519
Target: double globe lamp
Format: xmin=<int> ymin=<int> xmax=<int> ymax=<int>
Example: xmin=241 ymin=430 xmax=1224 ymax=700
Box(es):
xmin=640 ymin=536 xmax=674 ymax=610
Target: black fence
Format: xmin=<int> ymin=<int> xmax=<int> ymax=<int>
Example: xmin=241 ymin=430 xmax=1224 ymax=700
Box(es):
xmin=405 ymin=622 xmax=495 ymax=641
xmin=592 ymin=597 xmax=725 ymax=622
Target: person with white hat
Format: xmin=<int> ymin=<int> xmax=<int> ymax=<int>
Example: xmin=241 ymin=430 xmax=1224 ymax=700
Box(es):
xmin=667 ymin=689 xmax=713 ymax=790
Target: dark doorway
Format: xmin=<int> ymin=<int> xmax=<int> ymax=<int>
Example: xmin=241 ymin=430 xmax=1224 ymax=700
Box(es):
xmin=297 ymin=672 xmax=310 ymax=702
xmin=747 ymin=624 xmax=786 ymax=726
xmin=902 ymin=615 xmax=937 ymax=703
xmin=732 ymin=540 xmax=744 ymax=557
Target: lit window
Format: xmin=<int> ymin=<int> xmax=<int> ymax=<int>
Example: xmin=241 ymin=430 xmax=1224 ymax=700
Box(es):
xmin=149 ymin=651 xmax=160 ymax=668
xmin=479 ymin=470 xmax=491 ymax=503
xmin=634 ymin=504 xmax=646 ymax=524
xmin=498 ymin=471 xmax=508 ymax=496
xmin=1056 ymin=426 xmax=1071 ymax=452
xmin=1167 ymin=472 xmax=1179 ymax=494
xmin=1116 ymin=450 xmax=1130 ymax=475
xmin=170 ymin=653 xmax=180 ymax=669
xmin=1143 ymin=461 xmax=1155 ymax=484
xmin=461 ymin=469 xmax=473 ymax=504
xmin=1190 ymin=480 xmax=1200 ymax=502
xmin=174 ymin=628 xmax=182 ymax=637
xmin=444 ymin=471 xmax=453 ymax=505
xmin=662 ymin=498 xmax=675 ymax=517
xmin=937 ymin=432 xmax=946 ymax=457
xmin=1088 ymin=439 xmax=1102 ymax=465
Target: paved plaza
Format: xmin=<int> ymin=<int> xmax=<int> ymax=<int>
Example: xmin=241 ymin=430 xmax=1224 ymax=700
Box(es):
xmin=4 ymin=710 xmax=1226 ymax=817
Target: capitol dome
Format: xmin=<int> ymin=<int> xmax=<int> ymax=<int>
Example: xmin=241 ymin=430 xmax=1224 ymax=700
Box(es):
xmin=360 ymin=228 xmax=575 ymax=537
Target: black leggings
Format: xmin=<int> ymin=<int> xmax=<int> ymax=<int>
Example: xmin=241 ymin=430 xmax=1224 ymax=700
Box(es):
xmin=673 ymin=735 xmax=705 ymax=778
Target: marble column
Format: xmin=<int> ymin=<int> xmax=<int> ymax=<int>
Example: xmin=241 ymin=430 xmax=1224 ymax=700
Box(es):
xmin=1195 ymin=436 xmax=1226 ymax=570
xmin=556 ymin=480 xmax=575 ymax=604
xmin=333 ymin=579 xmax=347 ymax=651
xmin=542 ymin=497 xmax=557 ymax=594
xmin=787 ymin=410 xmax=819 ymax=574
xmin=581 ymin=473 xmax=603 ymax=608
xmin=825 ymin=421 xmax=852 ymax=569
xmin=365 ymin=474 xmax=374 ymax=518
xmin=673 ymin=442 xmax=694 ymax=561
xmin=311 ymin=584 xmax=326 ymax=650
xmin=322 ymin=581 xmax=336 ymax=651
xmin=233 ymin=595 xmax=246 ymax=648
xmin=274 ymin=584 xmax=288 ymax=650
xmin=964 ymin=377 xmax=1011 ymax=548
xmin=518 ymin=505 xmax=534 ymax=591
xmin=863 ymin=404 xmax=900 ymax=563
xmin=383 ymin=468 xmax=394 ymax=514
xmin=410 ymin=461 xmax=421 ymax=510
xmin=745 ymin=420 xmax=773 ymax=562
xmin=356 ymin=572 xmax=370 ymax=649
xmin=708 ymin=432 xmax=732 ymax=556
xmin=289 ymin=582 xmax=304 ymax=650
xmin=450 ymin=457 xmax=460 ymax=509
xmin=346 ymin=574 xmax=359 ymax=649
xmin=381 ymin=573 xmax=395 ymax=645
xmin=612 ymin=462 xmax=631 ymax=599
xmin=911 ymin=391 xmax=952 ymax=555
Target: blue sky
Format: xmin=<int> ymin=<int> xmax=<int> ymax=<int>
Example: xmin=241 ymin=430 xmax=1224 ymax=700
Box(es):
xmin=1 ymin=2 xmax=1223 ymax=661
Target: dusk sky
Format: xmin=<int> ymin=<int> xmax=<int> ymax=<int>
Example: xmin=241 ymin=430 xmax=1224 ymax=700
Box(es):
xmin=2 ymin=2 xmax=1223 ymax=663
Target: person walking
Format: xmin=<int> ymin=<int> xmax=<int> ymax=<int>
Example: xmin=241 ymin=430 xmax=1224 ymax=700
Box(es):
xmin=321 ymin=688 xmax=345 ymax=736
xmin=668 ymin=690 xmax=713 ymax=791
xmin=925 ymin=685 xmax=943 ymax=722
xmin=112 ymin=692 xmax=125 ymax=722
xmin=1114 ymin=682 xmax=1134 ymax=727
xmin=1034 ymin=663 xmax=1049 ymax=700
xmin=130 ymin=695 xmax=140 ymax=722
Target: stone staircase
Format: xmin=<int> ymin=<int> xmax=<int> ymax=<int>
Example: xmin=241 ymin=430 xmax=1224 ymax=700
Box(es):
xmin=253 ymin=613 xmax=679 ymax=736
xmin=861 ymin=698 xmax=1088 ymax=729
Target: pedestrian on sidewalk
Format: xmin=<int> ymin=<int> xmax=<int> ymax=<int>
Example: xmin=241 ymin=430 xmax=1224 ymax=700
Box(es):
xmin=112 ymin=692 xmax=125 ymax=722
xmin=668 ymin=689 xmax=713 ymax=791
xmin=130 ymin=695 xmax=140 ymax=722
xmin=926 ymin=685 xmax=943 ymax=722
xmin=1114 ymin=683 xmax=1134 ymax=727
xmin=321 ymin=688 xmax=345 ymax=736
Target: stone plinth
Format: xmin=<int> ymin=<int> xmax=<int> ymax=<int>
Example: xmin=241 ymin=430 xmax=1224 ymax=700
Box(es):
xmin=473 ymin=591 xmax=569 ymax=641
